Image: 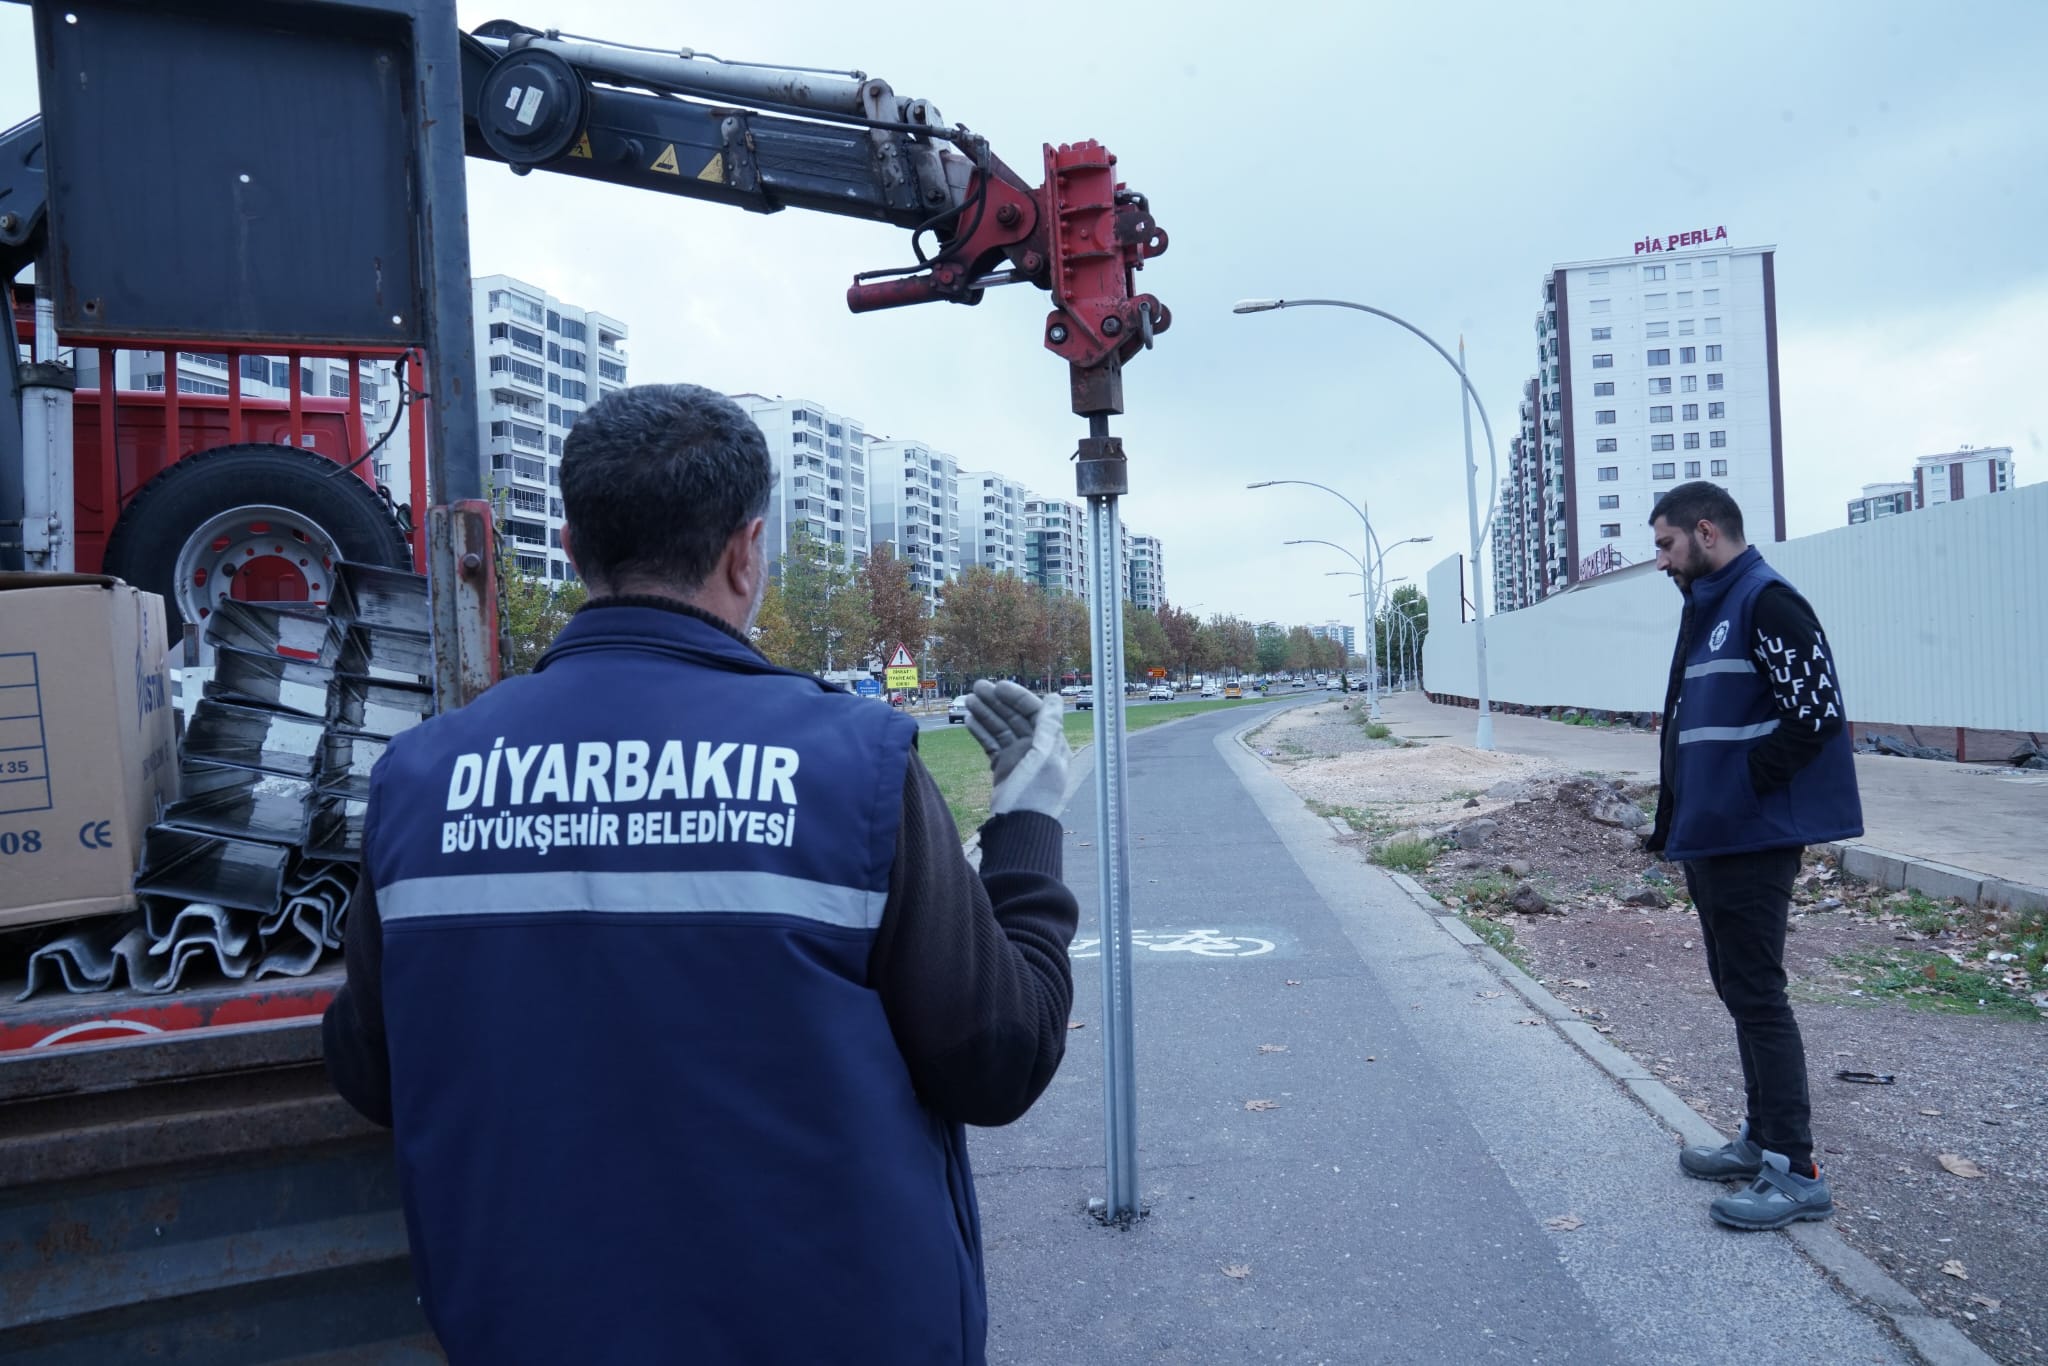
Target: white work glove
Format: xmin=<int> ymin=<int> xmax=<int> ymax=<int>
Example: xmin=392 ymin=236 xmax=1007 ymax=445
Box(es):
xmin=964 ymin=680 xmax=1070 ymax=819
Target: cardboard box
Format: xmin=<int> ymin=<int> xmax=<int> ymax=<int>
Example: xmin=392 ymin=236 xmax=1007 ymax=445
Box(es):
xmin=0 ymin=574 xmax=179 ymax=928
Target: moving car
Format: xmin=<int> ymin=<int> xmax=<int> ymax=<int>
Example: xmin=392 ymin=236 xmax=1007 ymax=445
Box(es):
xmin=1200 ymin=684 xmax=1218 ymax=698
xmin=1224 ymin=683 xmax=1243 ymax=699
xmin=1291 ymin=679 xmax=1308 ymax=690
xmin=1072 ymin=690 xmax=1094 ymax=710
xmin=1147 ymin=684 xmax=1175 ymax=702
xmin=948 ymin=695 xmax=972 ymax=724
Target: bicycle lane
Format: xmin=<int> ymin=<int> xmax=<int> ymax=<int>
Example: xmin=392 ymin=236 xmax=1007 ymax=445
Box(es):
xmin=968 ymin=705 xmax=1910 ymax=1366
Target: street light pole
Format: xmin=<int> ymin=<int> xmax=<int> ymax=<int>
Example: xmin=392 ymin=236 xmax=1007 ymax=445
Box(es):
xmin=1284 ymin=527 xmax=1429 ymax=716
xmin=1235 ymin=298 xmax=1497 ymax=749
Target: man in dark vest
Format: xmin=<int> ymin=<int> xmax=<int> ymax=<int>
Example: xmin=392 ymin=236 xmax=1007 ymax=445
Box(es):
xmin=1645 ymin=481 xmax=1862 ymax=1231
xmin=324 ymin=383 xmax=1080 ymax=1363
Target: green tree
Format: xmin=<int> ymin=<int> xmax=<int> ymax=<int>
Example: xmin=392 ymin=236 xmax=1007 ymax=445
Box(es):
xmin=1284 ymin=625 xmax=1316 ymax=672
xmin=774 ymin=524 xmax=870 ymax=673
xmin=1255 ymin=624 xmax=1288 ymax=674
xmin=1122 ymin=604 xmax=1170 ymax=681
xmin=1377 ymin=586 xmax=1428 ymax=675
xmin=493 ymin=501 xmax=587 ymax=676
xmin=751 ymin=578 xmax=799 ymax=666
xmin=933 ymin=564 xmax=1035 ymax=681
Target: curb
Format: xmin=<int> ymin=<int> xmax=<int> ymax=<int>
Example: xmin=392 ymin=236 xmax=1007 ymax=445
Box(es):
xmin=1375 ymin=864 xmax=1999 ymax=1366
xmin=1819 ymin=841 xmax=2048 ymax=916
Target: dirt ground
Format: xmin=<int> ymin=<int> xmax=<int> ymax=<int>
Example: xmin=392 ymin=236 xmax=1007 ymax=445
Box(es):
xmin=1255 ymin=701 xmax=2048 ymax=1366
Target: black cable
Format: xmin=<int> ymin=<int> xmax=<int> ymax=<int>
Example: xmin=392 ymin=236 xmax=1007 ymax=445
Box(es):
xmin=329 ymin=349 xmax=425 ymax=479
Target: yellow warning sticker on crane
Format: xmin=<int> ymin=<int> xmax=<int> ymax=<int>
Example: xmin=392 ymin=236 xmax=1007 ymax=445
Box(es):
xmin=698 ymin=152 xmax=725 ymax=183
xmin=567 ymin=133 xmax=592 ymax=159
xmin=650 ymin=143 xmax=681 ymax=175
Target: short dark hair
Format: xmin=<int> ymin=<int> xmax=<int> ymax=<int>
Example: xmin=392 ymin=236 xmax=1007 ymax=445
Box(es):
xmin=559 ymin=384 xmax=774 ymax=590
xmin=1649 ymin=480 xmax=1745 ymax=541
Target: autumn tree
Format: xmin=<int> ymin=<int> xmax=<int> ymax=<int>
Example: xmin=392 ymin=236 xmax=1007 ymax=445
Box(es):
xmin=1157 ymin=602 xmax=1200 ymax=682
xmin=1122 ymin=604 xmax=1169 ymax=680
xmin=493 ymin=498 xmax=587 ymax=676
xmin=1283 ymin=625 xmax=1316 ymax=673
xmin=774 ymin=524 xmax=873 ymax=673
xmin=859 ymin=543 xmax=928 ymax=668
xmin=751 ymin=579 xmax=799 ymax=667
xmin=932 ymin=564 xmax=1036 ymax=682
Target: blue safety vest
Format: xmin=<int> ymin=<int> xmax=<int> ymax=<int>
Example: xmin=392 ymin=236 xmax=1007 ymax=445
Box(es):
xmin=363 ymin=605 xmax=986 ymax=1365
xmin=1665 ymin=548 xmax=1863 ymax=861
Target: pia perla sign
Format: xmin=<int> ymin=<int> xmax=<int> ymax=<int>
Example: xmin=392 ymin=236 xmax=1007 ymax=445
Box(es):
xmin=1635 ymin=225 xmax=1728 ymax=255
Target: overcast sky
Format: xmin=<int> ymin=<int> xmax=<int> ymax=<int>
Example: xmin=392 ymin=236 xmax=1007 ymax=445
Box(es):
xmin=5 ymin=1 xmax=2043 ymax=629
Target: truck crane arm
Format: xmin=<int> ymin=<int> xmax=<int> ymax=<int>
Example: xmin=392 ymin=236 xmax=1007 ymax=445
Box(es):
xmin=459 ymin=22 xmax=1171 ymax=418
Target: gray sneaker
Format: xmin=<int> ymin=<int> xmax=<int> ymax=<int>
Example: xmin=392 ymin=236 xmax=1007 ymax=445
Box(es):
xmin=1710 ymin=1151 xmax=1833 ymax=1231
xmin=1679 ymin=1123 xmax=1763 ymax=1181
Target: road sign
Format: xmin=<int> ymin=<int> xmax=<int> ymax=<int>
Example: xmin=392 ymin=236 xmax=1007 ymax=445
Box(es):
xmin=853 ymin=678 xmax=882 ymax=697
xmin=1147 ymin=668 xmax=1167 ymax=679
xmin=887 ymin=644 xmax=916 ymax=669
xmin=885 ymin=643 xmax=919 ymax=691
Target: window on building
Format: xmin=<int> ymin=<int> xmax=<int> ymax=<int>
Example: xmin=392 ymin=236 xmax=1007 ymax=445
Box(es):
xmin=1705 ymin=344 xmax=1723 ymax=361
xmin=1684 ymin=432 xmax=1701 ymax=450
xmin=1707 ymin=372 xmax=1723 ymax=390
xmin=1594 ymin=381 xmax=1614 ymax=396
xmin=560 ymin=349 xmax=586 ymax=370
xmin=328 ymin=372 xmax=352 ymax=398
xmin=1701 ymin=259 xmax=1720 ymax=277
xmin=1678 ymin=319 xmax=1695 ymax=336
xmin=1600 ymin=523 xmax=1622 ymax=538
xmin=1652 ymin=462 xmax=1676 ymax=479
xmin=1710 ymin=431 xmax=1727 ymax=448
xmin=1681 ymin=403 xmax=1699 ymax=421
xmin=1643 ymin=265 xmax=1666 ymax=281
xmin=1708 ymin=401 xmax=1726 ymax=419
xmin=1590 ymin=298 xmax=1611 ymax=313
xmin=1711 ymin=458 xmax=1728 ymax=476
xmin=1677 ymin=291 xmax=1694 ymax=309
xmin=1685 ymin=460 xmax=1702 ymax=477
xmin=1598 ymin=494 xmax=1620 ymax=510
xmin=1650 ymin=406 xmax=1673 ymax=422
xmin=599 ymin=359 xmax=627 ymax=383
xmin=1648 ymin=349 xmax=1670 ymax=366
xmin=1591 ymin=326 xmax=1612 ymax=341
xmin=1680 ymin=347 xmax=1697 ymax=365
xmin=1705 ymin=317 xmax=1722 ymax=334
xmin=1703 ymin=288 xmax=1720 ymax=305
xmin=1596 ymin=437 xmax=1618 ymax=452
xmin=1591 ymin=353 xmax=1613 ymax=368
xmin=1648 ymin=377 xmax=1672 ymax=395
xmin=1651 ymin=434 xmax=1675 ymax=451
xmin=1645 ymin=293 xmax=1668 ymax=310
xmin=548 ymin=435 xmax=562 ymax=455
xmin=1646 ymin=321 xmax=1669 ymax=338
xmin=1675 ymin=262 xmax=1693 ymax=279
xmin=1680 ymin=374 xmax=1698 ymax=392
xmin=1598 ymin=466 xmax=1619 ymax=481
xmin=1596 ymin=409 xmax=1617 ymax=425
xmin=1588 ymin=269 xmax=1609 ymax=283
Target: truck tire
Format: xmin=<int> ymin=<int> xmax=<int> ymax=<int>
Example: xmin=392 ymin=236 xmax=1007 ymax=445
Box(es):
xmin=102 ymin=443 xmax=413 ymax=641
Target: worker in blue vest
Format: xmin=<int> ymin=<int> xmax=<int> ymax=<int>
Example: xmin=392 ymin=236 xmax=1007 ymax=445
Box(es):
xmin=323 ymin=383 xmax=1080 ymax=1364
xmin=1644 ymin=481 xmax=1862 ymax=1231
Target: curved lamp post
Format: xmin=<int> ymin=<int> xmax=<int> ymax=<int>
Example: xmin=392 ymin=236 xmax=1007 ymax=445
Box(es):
xmin=1235 ymin=297 xmax=1497 ymax=749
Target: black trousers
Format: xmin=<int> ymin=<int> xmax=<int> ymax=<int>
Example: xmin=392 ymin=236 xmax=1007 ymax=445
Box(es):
xmin=1683 ymin=847 xmax=1813 ymax=1170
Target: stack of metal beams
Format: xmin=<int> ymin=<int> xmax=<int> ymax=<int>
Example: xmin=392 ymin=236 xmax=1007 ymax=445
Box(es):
xmin=16 ymin=565 xmax=433 ymax=1000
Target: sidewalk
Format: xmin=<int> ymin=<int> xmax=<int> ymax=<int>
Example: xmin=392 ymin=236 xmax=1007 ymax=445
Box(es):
xmin=1381 ymin=691 xmax=2048 ymax=891
xmin=969 ymin=705 xmax=1916 ymax=1365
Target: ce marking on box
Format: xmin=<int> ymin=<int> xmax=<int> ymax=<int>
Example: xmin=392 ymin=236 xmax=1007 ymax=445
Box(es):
xmin=78 ymin=821 xmax=114 ymax=850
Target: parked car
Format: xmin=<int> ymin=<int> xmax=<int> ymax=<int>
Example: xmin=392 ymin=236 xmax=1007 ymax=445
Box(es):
xmin=948 ymin=695 xmax=972 ymax=723
xmin=1148 ymin=685 xmax=1175 ymax=701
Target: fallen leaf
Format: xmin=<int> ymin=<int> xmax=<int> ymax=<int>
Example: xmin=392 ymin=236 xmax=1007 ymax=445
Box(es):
xmin=1545 ymin=1214 xmax=1584 ymax=1231
xmin=1941 ymin=1259 xmax=1968 ymax=1280
xmin=1937 ymin=1154 xmax=1987 ymax=1179
xmin=1594 ymin=1024 xmax=1615 ymax=1034
xmin=1244 ymin=1099 xmax=1280 ymax=1112
xmin=1971 ymin=1294 xmax=2001 ymax=1311
xmin=1517 ymin=1018 xmax=1543 ymax=1026
xmin=1922 ymin=963 xmax=1942 ymax=981
xmin=1258 ymin=1044 xmax=1288 ymax=1054
xmin=1221 ymin=1263 xmax=1252 ymax=1280
xmin=1562 ymin=978 xmax=1592 ymax=989
xmin=1284 ymin=979 xmax=1303 ymax=987
xmin=1920 ymin=1108 xmax=1942 ymax=1117
xmin=1476 ymin=990 xmax=1504 ymax=1000
xmin=1682 ymin=940 xmax=1695 ymax=950
xmin=1067 ymin=1021 xmax=1086 ymax=1030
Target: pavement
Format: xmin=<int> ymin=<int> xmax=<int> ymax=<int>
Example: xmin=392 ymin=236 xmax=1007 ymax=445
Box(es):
xmin=970 ymin=702 xmax=1929 ymax=1365
xmin=1376 ymin=691 xmax=2048 ymax=892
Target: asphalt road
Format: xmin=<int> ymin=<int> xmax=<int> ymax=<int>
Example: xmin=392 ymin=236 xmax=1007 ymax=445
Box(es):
xmin=968 ymin=704 xmax=1911 ymax=1365
xmin=914 ymin=685 xmax=1335 ymax=730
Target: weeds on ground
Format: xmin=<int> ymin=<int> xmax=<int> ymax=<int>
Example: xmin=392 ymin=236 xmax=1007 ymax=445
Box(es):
xmin=1461 ymin=913 xmax=1527 ymax=968
xmin=1443 ymin=788 xmax=1481 ymax=802
xmin=1822 ymin=948 xmax=2039 ymax=1019
xmin=1563 ymin=714 xmax=1615 ymax=728
xmin=1451 ymin=874 xmax=1516 ymax=910
xmin=1306 ymin=799 xmax=1394 ymax=837
xmin=1362 ymin=722 xmax=1393 ymax=741
xmin=1372 ymin=835 xmax=1437 ymax=873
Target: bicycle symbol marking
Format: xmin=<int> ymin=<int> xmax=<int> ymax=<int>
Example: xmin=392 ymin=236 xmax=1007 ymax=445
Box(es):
xmin=1068 ymin=929 xmax=1277 ymax=960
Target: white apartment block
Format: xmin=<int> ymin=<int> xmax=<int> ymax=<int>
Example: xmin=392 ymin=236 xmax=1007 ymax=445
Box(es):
xmin=475 ymin=274 xmax=628 ymax=582
xmin=867 ymin=438 xmax=963 ymax=604
xmin=1129 ymin=534 xmax=1165 ymax=611
xmin=1495 ymin=234 xmax=1782 ymax=610
xmin=1309 ymin=620 xmax=1356 ymax=654
xmin=1024 ymin=496 xmax=1087 ymax=597
xmin=1845 ymin=481 xmax=1914 ymax=526
xmin=1914 ymin=446 xmax=2014 ymax=510
xmin=730 ymin=395 xmax=871 ymax=571
xmin=961 ymin=469 xmax=1031 ymax=577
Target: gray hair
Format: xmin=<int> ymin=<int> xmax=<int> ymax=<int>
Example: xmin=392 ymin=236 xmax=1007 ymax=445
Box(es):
xmin=559 ymin=384 xmax=774 ymax=590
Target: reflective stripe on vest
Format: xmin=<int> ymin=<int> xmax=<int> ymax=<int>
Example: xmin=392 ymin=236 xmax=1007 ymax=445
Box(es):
xmin=1683 ymin=658 xmax=1756 ymax=679
xmin=380 ymin=869 xmax=888 ymax=930
xmin=1676 ymin=719 xmax=1780 ymax=745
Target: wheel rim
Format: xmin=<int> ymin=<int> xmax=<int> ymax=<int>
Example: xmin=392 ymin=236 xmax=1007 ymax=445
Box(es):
xmin=172 ymin=503 xmax=344 ymax=626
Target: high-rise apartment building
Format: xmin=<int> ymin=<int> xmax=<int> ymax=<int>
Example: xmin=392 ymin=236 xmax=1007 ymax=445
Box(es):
xmin=1495 ymin=234 xmax=1781 ymax=611
xmin=867 ymin=438 xmax=962 ymax=604
xmin=1024 ymin=496 xmax=1087 ymax=597
xmin=730 ymin=394 xmax=871 ymax=571
xmin=1846 ymin=446 xmax=2015 ymax=525
xmin=1129 ymin=535 xmax=1166 ymax=611
xmin=475 ymin=274 xmax=628 ymax=582
xmin=1309 ymin=621 xmax=1356 ymax=655
xmin=960 ymin=469 xmax=1031 ymax=577
xmin=1845 ymin=481 xmax=1914 ymax=526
